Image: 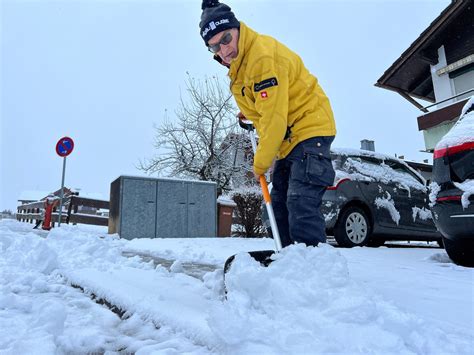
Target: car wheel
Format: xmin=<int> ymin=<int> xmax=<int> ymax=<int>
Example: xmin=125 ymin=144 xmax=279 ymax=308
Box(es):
xmin=334 ymin=206 xmax=371 ymax=247
xmin=442 ymin=237 xmax=474 ymax=267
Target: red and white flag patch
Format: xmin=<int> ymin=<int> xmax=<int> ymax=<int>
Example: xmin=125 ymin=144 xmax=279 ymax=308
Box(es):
xmin=260 ymin=91 xmax=268 ymax=99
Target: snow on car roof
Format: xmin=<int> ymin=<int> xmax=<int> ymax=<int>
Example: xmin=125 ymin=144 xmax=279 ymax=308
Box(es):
xmin=332 ymin=147 xmax=405 ymax=164
xmin=331 ymin=147 xmax=426 ymax=187
xmin=435 ymin=96 xmax=474 ymax=150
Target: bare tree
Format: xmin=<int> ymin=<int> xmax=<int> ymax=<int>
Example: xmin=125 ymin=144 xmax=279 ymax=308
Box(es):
xmin=138 ymin=74 xmax=254 ymax=192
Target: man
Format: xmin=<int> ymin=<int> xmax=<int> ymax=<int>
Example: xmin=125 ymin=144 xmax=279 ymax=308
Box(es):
xmin=200 ymin=0 xmax=336 ymax=247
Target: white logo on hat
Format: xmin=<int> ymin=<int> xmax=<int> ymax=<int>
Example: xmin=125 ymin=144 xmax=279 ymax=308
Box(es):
xmin=202 ymin=18 xmax=230 ymax=38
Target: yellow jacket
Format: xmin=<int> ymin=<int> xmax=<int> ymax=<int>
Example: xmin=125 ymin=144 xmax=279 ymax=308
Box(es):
xmin=227 ymin=22 xmax=336 ymax=175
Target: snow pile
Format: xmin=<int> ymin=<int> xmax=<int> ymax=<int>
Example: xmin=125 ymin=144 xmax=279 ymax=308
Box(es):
xmin=375 ymin=192 xmax=400 ymax=225
xmin=412 ymin=206 xmax=432 ymax=222
xmin=454 ymin=180 xmax=474 ymax=209
xmin=436 ymin=96 xmax=474 ymax=149
xmin=0 ymin=220 xmax=212 ymax=354
xmin=210 ymin=244 xmax=470 ymax=354
xmin=1 ymin=220 xmax=473 ymax=354
xmin=427 ymin=252 xmax=453 ymax=264
xmin=126 ymin=237 xmax=273 ymax=265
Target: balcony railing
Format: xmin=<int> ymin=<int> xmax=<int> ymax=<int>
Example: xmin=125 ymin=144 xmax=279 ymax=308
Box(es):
xmin=423 ymin=88 xmax=474 ymax=111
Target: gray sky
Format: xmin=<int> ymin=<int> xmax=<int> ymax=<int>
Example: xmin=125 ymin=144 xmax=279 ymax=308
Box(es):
xmin=1 ymin=0 xmax=449 ymax=210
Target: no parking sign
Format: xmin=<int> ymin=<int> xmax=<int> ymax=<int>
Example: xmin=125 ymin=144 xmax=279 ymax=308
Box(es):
xmin=55 ymin=136 xmax=75 ymax=226
xmin=56 ymin=137 xmax=74 ymax=157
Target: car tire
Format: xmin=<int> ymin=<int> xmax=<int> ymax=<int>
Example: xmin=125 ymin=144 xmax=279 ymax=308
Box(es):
xmin=334 ymin=206 xmax=372 ymax=247
xmin=442 ymin=237 xmax=474 ymax=267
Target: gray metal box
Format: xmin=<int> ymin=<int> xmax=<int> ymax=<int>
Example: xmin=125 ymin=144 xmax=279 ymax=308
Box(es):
xmin=109 ymin=176 xmax=216 ymax=240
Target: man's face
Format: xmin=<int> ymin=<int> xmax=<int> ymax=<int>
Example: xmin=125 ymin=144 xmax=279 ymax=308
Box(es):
xmin=208 ymin=28 xmax=239 ymax=65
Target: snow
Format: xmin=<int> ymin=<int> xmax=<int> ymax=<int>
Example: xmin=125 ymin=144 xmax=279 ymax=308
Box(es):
xmin=17 ymin=190 xmax=51 ymax=202
xmin=429 ymin=181 xmax=441 ymax=207
xmin=332 ymin=148 xmax=427 ymax=186
xmin=1 ymin=219 xmax=473 ymax=354
xmin=324 ymin=209 xmax=338 ymax=222
xmin=341 ymin=157 xmax=425 ymax=195
xmin=436 ymin=96 xmax=474 ymax=149
xmin=461 ymin=95 xmax=474 ymax=117
xmin=333 ymin=147 xmax=407 ymax=165
xmin=375 ymin=192 xmax=401 ymax=225
xmin=412 ymin=206 xmax=433 ymax=222
xmin=454 ymin=180 xmax=474 ymax=209
xmin=216 ymin=196 xmax=237 ymax=207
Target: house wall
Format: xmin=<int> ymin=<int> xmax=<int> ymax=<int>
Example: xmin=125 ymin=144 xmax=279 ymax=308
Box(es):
xmin=453 ymin=68 xmax=474 ymax=100
xmin=430 ymin=46 xmax=456 ymax=107
xmin=423 ymin=46 xmax=473 ymax=151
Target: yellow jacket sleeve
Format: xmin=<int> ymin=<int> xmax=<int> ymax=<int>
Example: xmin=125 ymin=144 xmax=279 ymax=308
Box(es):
xmin=250 ymin=57 xmax=289 ymax=175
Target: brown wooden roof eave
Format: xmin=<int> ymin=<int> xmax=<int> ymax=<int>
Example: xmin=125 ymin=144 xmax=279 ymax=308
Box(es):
xmin=374 ymin=82 xmax=432 ymax=111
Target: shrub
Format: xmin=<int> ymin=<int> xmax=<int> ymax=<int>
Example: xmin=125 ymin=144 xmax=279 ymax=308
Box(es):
xmin=227 ymin=186 xmax=266 ymax=238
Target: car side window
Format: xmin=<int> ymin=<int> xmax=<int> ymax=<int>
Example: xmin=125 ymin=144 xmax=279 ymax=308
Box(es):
xmin=342 ymin=155 xmax=384 ymax=181
xmin=386 ymin=161 xmax=424 ymax=185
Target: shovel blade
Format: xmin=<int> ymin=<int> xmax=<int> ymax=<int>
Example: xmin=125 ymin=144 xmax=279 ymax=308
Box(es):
xmin=224 ymin=249 xmax=276 ymax=275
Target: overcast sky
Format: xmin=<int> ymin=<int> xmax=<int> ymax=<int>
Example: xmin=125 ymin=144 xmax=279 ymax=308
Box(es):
xmin=1 ymin=0 xmax=449 ymax=210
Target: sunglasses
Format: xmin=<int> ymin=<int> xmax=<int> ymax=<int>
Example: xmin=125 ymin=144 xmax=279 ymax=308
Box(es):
xmin=208 ymin=32 xmax=232 ymax=53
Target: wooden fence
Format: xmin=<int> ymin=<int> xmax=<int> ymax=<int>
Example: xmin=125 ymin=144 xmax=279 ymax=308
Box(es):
xmin=17 ymin=195 xmax=109 ymax=228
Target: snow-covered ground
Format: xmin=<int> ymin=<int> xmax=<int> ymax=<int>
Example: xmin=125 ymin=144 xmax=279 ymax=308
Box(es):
xmin=1 ymin=219 xmax=473 ymax=354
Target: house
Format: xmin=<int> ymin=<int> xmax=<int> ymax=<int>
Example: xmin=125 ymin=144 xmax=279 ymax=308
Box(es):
xmin=18 ymin=190 xmax=52 ymax=205
xmin=376 ymin=0 xmax=473 ymax=152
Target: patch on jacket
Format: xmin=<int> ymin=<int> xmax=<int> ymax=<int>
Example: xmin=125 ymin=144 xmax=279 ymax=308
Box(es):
xmin=254 ymin=77 xmax=278 ymax=92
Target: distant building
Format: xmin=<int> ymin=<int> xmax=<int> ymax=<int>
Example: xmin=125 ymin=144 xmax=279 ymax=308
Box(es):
xmin=17 ymin=190 xmax=51 ymax=205
xmin=376 ymin=0 xmax=473 ymax=152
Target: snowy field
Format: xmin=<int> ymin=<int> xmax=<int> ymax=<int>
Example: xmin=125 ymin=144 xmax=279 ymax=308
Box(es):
xmin=1 ymin=219 xmax=473 ymax=354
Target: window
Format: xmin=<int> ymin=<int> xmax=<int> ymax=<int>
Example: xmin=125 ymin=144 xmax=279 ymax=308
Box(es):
xmin=385 ymin=160 xmax=424 ymax=185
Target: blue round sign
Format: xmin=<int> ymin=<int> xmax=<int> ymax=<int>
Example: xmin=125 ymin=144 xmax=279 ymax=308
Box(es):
xmin=56 ymin=137 xmax=74 ymax=157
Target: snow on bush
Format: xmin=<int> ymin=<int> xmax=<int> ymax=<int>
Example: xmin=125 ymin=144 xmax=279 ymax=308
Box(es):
xmin=375 ymin=192 xmax=400 ymax=225
xmin=225 ymin=186 xmax=266 ymax=238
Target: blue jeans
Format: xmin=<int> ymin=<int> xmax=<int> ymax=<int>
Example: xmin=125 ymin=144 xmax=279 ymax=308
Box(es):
xmin=271 ymin=136 xmax=335 ymax=247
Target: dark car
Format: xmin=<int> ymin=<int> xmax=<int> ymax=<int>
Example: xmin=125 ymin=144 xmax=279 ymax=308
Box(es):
xmin=431 ymin=97 xmax=474 ymax=267
xmin=263 ymin=148 xmax=441 ymax=247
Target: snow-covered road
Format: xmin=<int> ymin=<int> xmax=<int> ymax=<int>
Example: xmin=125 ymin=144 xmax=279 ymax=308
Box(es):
xmin=1 ymin=219 xmax=472 ymax=354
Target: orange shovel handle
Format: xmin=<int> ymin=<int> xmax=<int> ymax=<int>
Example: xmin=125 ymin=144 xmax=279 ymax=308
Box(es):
xmin=260 ymin=175 xmax=271 ymax=203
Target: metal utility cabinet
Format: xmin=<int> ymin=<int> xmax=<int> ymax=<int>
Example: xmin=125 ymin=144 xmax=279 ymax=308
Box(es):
xmin=109 ymin=176 xmax=217 ymax=240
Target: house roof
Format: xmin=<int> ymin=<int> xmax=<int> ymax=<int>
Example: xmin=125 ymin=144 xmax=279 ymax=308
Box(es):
xmin=375 ymin=0 xmax=473 ymax=104
xmin=18 ymin=190 xmax=50 ymax=202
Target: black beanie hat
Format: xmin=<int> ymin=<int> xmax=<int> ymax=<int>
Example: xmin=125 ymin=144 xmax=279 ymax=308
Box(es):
xmin=200 ymin=0 xmax=240 ymax=45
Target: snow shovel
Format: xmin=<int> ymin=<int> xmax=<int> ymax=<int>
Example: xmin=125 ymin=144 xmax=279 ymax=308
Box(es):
xmin=223 ymin=120 xmax=283 ymax=276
